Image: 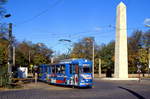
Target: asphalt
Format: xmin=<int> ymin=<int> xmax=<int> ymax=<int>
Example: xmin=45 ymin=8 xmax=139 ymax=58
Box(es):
xmin=0 ymin=79 xmax=150 ymax=99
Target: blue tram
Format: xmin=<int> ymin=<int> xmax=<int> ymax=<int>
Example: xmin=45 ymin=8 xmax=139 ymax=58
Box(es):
xmin=38 ymin=59 xmax=93 ymax=88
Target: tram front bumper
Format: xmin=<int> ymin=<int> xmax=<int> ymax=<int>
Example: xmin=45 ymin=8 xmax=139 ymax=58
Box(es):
xmin=79 ymin=79 xmax=93 ymax=87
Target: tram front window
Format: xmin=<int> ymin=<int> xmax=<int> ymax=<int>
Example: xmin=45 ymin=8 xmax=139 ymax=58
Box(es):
xmin=81 ymin=67 xmax=91 ymax=73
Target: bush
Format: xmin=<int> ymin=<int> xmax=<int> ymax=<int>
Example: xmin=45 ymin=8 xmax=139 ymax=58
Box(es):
xmin=0 ymin=65 xmax=9 ymax=87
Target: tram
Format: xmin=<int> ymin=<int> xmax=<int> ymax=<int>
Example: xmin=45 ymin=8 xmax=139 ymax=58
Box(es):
xmin=38 ymin=58 xmax=93 ymax=88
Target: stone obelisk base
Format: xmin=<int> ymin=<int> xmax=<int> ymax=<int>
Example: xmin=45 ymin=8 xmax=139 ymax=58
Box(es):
xmin=100 ymin=78 xmax=138 ymax=80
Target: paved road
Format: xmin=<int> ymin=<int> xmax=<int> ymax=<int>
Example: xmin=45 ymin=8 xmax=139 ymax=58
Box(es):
xmin=0 ymin=79 xmax=150 ymax=99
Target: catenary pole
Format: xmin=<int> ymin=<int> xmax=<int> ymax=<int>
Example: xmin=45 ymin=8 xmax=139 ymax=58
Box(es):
xmin=99 ymin=58 xmax=101 ymax=77
xmin=13 ymin=46 xmax=15 ymax=66
xmin=8 ymin=23 xmax=13 ymax=83
xmin=148 ymin=48 xmax=150 ymax=77
xmin=92 ymin=38 xmax=95 ymax=78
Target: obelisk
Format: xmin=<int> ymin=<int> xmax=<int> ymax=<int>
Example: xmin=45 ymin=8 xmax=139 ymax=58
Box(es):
xmin=114 ymin=2 xmax=128 ymax=79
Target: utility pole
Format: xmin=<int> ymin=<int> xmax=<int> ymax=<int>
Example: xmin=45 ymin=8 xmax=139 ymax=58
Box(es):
xmin=85 ymin=37 xmax=95 ymax=78
xmin=148 ymin=48 xmax=150 ymax=77
xmin=145 ymin=24 xmax=150 ymax=77
xmin=92 ymin=38 xmax=95 ymax=78
xmin=8 ymin=23 xmax=13 ymax=83
xmin=99 ymin=58 xmax=101 ymax=78
xmin=13 ymin=46 xmax=15 ymax=66
xmin=29 ymin=50 xmax=31 ymax=65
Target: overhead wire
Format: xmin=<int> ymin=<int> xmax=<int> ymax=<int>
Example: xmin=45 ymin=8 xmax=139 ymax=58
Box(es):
xmin=15 ymin=0 xmax=63 ymax=26
xmin=11 ymin=0 xmax=145 ymax=40
xmin=10 ymin=0 xmax=146 ymax=42
xmin=23 ymin=24 xmax=146 ymax=42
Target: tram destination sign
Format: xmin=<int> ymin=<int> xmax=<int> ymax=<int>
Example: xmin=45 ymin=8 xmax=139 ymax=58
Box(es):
xmin=83 ymin=64 xmax=90 ymax=67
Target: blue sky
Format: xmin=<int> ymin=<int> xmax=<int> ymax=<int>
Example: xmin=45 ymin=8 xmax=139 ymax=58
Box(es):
xmin=3 ymin=0 xmax=150 ymax=54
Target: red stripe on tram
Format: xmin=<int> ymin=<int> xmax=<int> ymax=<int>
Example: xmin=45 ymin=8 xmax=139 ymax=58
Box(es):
xmin=56 ymin=80 xmax=64 ymax=83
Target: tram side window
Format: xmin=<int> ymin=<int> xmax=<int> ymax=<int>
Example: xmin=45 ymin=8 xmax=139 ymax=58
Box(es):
xmin=70 ymin=64 xmax=73 ymax=74
xmin=75 ymin=64 xmax=79 ymax=74
xmin=60 ymin=65 xmax=65 ymax=74
xmin=47 ymin=66 xmax=51 ymax=73
xmin=45 ymin=67 xmax=47 ymax=73
xmin=52 ymin=66 xmax=55 ymax=74
xmin=56 ymin=65 xmax=61 ymax=74
xmin=72 ymin=64 xmax=76 ymax=74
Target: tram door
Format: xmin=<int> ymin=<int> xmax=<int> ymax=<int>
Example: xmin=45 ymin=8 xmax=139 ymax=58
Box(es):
xmin=74 ymin=64 xmax=79 ymax=86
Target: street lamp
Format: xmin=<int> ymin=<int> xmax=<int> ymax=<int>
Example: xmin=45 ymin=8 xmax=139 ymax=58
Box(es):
xmin=85 ymin=37 xmax=95 ymax=78
xmin=4 ymin=14 xmax=13 ymax=84
xmin=92 ymin=38 xmax=95 ymax=78
xmin=29 ymin=43 xmax=43 ymax=67
xmin=59 ymin=39 xmax=71 ymax=42
xmin=145 ymin=24 xmax=150 ymax=77
xmin=59 ymin=39 xmax=72 ymax=59
xmin=4 ymin=14 xmax=11 ymax=18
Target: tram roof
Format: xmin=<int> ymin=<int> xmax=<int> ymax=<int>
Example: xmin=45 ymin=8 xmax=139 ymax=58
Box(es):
xmin=39 ymin=59 xmax=92 ymax=67
xmin=59 ymin=58 xmax=92 ymax=64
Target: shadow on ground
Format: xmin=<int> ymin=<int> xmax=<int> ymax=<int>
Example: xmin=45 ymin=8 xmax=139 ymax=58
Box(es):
xmin=118 ymin=86 xmax=145 ymax=99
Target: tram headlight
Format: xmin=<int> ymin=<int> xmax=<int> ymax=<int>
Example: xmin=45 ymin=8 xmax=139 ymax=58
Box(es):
xmin=80 ymin=77 xmax=85 ymax=82
xmin=81 ymin=80 xmax=84 ymax=82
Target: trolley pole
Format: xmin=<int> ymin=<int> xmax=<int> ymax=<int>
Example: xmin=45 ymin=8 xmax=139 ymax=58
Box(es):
xmin=8 ymin=23 xmax=13 ymax=84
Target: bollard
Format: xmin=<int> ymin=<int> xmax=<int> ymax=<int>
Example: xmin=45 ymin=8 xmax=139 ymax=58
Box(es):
xmin=138 ymin=72 xmax=141 ymax=83
xmin=35 ymin=73 xmax=37 ymax=84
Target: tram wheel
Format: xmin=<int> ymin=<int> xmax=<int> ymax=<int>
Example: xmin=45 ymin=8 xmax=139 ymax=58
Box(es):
xmin=72 ymin=85 xmax=75 ymax=88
